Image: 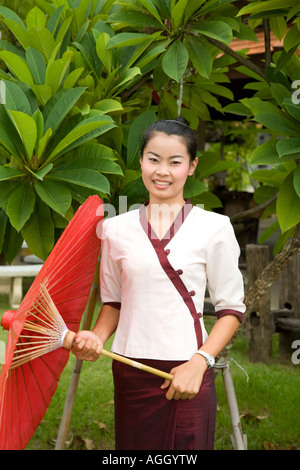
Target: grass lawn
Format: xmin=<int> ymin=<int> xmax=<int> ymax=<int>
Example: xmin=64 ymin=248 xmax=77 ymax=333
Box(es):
xmin=0 ymin=294 xmax=299 ymax=451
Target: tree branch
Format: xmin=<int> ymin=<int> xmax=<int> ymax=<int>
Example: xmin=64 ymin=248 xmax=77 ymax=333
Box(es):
xmin=230 ymin=193 xmax=278 ymax=223
xmin=263 ymin=19 xmax=271 ymax=67
xmin=205 ymin=36 xmax=266 ymax=80
xmin=216 ymin=223 xmax=300 ymax=364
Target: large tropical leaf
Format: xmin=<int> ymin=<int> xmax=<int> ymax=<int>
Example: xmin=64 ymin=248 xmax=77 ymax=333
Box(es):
xmin=46 ymin=115 xmax=116 ymax=162
xmin=162 ymin=41 xmax=189 ymax=82
xmin=127 ymin=109 xmax=157 ymax=169
xmin=1 ymin=79 xmax=32 ymax=114
xmin=26 ymin=47 xmax=47 ymax=85
xmin=8 ymin=110 xmax=37 ymax=162
xmin=0 ymin=51 xmax=34 ymax=85
xmin=43 ymin=87 xmax=86 ymax=133
xmin=45 ymin=50 xmax=73 ymax=94
xmin=48 ymin=168 xmax=110 ymax=193
xmin=0 ymin=167 xmax=24 ymax=181
xmin=6 ymin=182 xmax=36 ymax=231
xmin=34 ymin=179 xmax=72 ymax=216
xmin=184 ymin=35 xmax=213 ymax=78
xmin=21 ymin=201 xmax=54 ymax=260
xmin=277 ymin=171 xmax=300 ymax=232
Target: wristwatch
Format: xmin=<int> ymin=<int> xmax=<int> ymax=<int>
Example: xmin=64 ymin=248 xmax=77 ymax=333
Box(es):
xmin=195 ymin=350 xmax=215 ymax=368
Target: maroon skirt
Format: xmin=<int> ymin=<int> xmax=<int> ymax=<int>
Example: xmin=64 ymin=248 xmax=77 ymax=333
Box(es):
xmin=112 ymin=358 xmax=217 ymax=450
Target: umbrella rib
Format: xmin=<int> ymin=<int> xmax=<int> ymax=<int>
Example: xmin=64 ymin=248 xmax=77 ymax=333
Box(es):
xmin=45 ymin=223 xmax=95 ymax=279
xmin=45 ymin=237 xmax=98 ymax=289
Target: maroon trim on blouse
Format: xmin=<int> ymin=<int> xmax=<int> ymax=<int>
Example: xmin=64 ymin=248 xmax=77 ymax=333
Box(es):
xmin=216 ymin=309 xmax=244 ymax=323
xmin=139 ymin=201 xmax=203 ymax=348
xmin=104 ymin=301 xmax=121 ymax=310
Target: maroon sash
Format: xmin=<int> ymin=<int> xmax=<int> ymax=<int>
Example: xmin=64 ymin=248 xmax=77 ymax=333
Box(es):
xmin=139 ymin=201 xmax=203 ymax=349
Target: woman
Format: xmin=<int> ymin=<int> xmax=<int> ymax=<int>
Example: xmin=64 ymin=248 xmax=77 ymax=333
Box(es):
xmin=72 ymin=118 xmax=245 ymax=450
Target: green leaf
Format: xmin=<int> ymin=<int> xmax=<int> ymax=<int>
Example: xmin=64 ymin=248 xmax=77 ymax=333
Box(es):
xmin=238 ymin=0 xmax=295 ymax=16
xmin=8 ymin=110 xmax=37 ymax=162
xmin=21 ymin=201 xmax=54 ymax=260
xmin=184 ymin=36 xmax=213 ymax=78
xmin=0 ymin=181 xmax=15 ymax=209
xmin=34 ymin=179 xmax=71 ymax=216
xmin=250 ymin=141 xmax=281 ymax=165
xmin=270 ymin=83 xmax=291 ymax=107
xmin=258 ymin=220 xmax=280 ymax=244
xmin=26 ymin=47 xmax=46 ymax=85
xmin=294 ymin=165 xmax=300 ymax=198
xmin=0 ymin=209 xmax=8 ymax=252
xmin=47 ymin=115 xmax=115 ymax=162
xmin=276 ymin=138 xmax=300 ymax=159
xmin=277 ymin=171 xmax=300 ymax=233
xmin=251 ymin=168 xmax=287 ymax=187
xmin=43 ymin=87 xmax=86 ymax=133
xmin=254 ymin=111 xmax=300 ymax=137
xmin=108 ymin=9 xmax=162 ymax=29
xmin=223 ymin=102 xmax=251 ymax=117
xmin=183 ymin=177 xmax=207 ymax=198
xmin=270 ymin=17 xmax=287 ymax=41
xmin=162 ymin=41 xmax=189 ymax=82
xmin=28 ymin=26 xmax=56 ymax=62
xmin=1 ymin=79 xmax=32 ymax=115
xmin=127 ymin=109 xmax=157 ymax=169
xmin=48 ymin=169 xmax=110 ymax=194
xmin=190 ymin=19 xmax=232 ymax=45
xmin=135 ymin=0 xmax=164 ymax=26
xmin=0 ymin=167 xmax=24 ymax=181
xmin=2 ymin=223 xmax=23 ymax=264
xmin=26 ymin=6 xmax=46 ymax=29
xmin=63 ymin=67 xmax=84 ymax=89
xmin=1 ymin=18 xmax=29 ymax=50
xmin=282 ymin=98 xmax=300 ymax=122
xmin=94 ymin=99 xmax=123 ymax=115
xmin=284 ymin=24 xmax=300 ymax=52
xmin=0 ymin=51 xmax=34 ymax=85
xmin=45 ymin=51 xmax=73 ymax=94
xmin=0 ymin=6 xmax=27 ymax=28
xmin=37 ymin=128 xmax=52 ymax=160
xmin=6 ymin=182 xmax=36 ymax=231
xmin=171 ymin=0 xmax=189 ymax=29
xmin=108 ymin=67 xmax=142 ymax=97
xmin=96 ymin=32 xmax=112 ymax=72
xmin=108 ymin=33 xmax=152 ymax=48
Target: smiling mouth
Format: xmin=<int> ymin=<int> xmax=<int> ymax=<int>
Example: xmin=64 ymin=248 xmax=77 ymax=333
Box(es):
xmin=153 ymin=180 xmax=172 ymax=186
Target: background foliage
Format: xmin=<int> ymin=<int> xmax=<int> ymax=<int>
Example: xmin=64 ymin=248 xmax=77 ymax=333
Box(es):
xmin=0 ymin=0 xmax=299 ymax=262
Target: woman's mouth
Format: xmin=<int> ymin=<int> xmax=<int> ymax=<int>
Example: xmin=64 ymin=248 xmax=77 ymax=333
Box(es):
xmin=153 ymin=180 xmax=172 ymax=186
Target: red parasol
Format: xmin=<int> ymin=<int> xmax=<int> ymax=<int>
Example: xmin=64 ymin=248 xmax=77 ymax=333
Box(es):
xmin=0 ymin=195 xmax=103 ymax=450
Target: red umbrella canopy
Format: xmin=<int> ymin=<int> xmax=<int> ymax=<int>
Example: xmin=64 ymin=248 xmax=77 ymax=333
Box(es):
xmin=0 ymin=195 xmax=104 ymax=450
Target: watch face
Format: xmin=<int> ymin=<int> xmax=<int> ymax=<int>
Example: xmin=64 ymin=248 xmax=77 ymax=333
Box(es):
xmin=208 ymin=356 xmax=215 ymax=367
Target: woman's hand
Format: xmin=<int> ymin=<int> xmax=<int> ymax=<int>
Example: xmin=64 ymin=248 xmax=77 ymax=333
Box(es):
xmin=71 ymin=330 xmax=103 ymax=362
xmin=160 ymin=354 xmax=208 ymax=400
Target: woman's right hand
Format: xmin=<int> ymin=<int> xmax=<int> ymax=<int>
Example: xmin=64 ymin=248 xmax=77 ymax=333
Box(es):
xmin=71 ymin=330 xmax=103 ymax=361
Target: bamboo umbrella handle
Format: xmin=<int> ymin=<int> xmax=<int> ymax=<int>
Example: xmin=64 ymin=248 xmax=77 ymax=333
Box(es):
xmin=63 ymin=330 xmax=173 ymax=382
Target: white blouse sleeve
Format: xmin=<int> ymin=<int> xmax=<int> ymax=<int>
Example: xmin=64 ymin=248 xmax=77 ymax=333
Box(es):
xmin=206 ymin=216 xmax=245 ymax=322
xmin=99 ymin=220 xmax=122 ymax=309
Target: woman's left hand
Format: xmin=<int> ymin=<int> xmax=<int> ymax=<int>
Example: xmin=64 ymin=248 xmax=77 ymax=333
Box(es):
xmin=160 ymin=354 xmax=208 ymax=400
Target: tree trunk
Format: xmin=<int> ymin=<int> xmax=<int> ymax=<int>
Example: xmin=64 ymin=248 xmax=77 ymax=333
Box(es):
xmin=216 ymin=224 xmax=300 ymax=364
xmin=246 ymin=244 xmax=272 ymax=362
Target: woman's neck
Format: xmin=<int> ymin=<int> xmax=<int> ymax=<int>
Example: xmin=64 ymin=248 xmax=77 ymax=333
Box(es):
xmin=146 ymin=198 xmax=186 ymax=240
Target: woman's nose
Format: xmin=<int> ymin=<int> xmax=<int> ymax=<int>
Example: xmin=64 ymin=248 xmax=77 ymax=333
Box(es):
xmin=156 ymin=164 xmax=170 ymax=175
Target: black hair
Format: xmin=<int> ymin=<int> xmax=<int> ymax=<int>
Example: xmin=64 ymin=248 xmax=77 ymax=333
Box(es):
xmin=140 ymin=117 xmax=198 ymax=162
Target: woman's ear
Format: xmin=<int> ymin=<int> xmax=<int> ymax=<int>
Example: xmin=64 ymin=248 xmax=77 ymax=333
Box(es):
xmin=188 ymin=157 xmax=198 ymax=176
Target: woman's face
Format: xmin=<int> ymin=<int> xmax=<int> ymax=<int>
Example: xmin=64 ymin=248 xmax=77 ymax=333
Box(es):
xmin=139 ymin=132 xmax=198 ymax=206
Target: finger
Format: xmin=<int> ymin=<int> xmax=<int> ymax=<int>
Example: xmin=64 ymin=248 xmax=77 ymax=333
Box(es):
xmin=160 ymin=379 xmax=171 ymax=390
xmin=180 ymin=394 xmax=189 ymax=400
